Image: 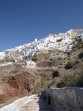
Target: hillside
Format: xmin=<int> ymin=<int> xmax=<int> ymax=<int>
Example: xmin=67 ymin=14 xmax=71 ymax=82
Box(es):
xmin=0 ymin=28 xmax=83 ymax=107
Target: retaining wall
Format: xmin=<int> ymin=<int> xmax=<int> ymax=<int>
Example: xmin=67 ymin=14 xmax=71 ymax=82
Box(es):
xmin=45 ymin=87 xmax=83 ymax=111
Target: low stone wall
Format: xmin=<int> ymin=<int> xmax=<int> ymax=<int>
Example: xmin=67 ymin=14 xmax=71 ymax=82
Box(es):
xmin=45 ymin=87 xmax=83 ymax=111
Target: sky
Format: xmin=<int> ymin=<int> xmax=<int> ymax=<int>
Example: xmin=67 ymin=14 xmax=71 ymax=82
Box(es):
xmin=0 ymin=0 xmax=83 ymax=50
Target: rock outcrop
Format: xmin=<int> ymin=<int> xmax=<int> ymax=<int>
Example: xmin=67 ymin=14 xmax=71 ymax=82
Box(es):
xmin=0 ymin=70 xmax=35 ymax=104
xmin=44 ymin=87 xmax=83 ymax=111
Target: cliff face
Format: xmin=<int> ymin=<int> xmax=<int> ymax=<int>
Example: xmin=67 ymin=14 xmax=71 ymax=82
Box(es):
xmin=44 ymin=88 xmax=83 ymax=111
xmin=0 ymin=70 xmax=35 ymax=104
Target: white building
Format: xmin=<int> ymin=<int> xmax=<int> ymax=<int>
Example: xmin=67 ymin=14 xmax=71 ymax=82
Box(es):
xmin=26 ymin=60 xmax=36 ymax=68
xmin=0 ymin=52 xmax=5 ymax=60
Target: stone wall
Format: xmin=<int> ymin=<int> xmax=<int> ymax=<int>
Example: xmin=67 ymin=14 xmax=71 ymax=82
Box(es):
xmin=45 ymin=87 xmax=83 ymax=111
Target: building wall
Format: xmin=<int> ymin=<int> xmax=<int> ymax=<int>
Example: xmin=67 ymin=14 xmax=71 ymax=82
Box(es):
xmin=45 ymin=87 xmax=83 ymax=111
xmin=26 ymin=60 xmax=36 ymax=68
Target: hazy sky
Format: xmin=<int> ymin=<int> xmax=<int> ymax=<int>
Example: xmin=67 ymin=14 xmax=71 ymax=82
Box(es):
xmin=0 ymin=0 xmax=83 ymax=50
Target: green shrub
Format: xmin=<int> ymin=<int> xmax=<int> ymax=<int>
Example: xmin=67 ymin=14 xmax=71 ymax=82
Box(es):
xmin=79 ymin=52 xmax=83 ymax=59
xmin=57 ymin=74 xmax=79 ymax=88
xmin=72 ymin=41 xmax=83 ymax=50
xmin=31 ymin=57 xmax=37 ymax=62
xmin=65 ymin=61 xmax=75 ymax=70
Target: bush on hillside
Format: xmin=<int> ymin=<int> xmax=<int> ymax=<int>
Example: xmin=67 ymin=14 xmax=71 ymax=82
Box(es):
xmin=4 ymin=57 xmax=15 ymax=62
xmin=79 ymin=52 xmax=83 ymax=59
xmin=72 ymin=41 xmax=83 ymax=50
xmin=31 ymin=57 xmax=38 ymax=62
xmin=65 ymin=61 xmax=75 ymax=70
xmin=76 ymin=73 xmax=83 ymax=87
xmin=52 ymin=71 xmax=59 ymax=78
xmin=56 ymin=74 xmax=79 ymax=88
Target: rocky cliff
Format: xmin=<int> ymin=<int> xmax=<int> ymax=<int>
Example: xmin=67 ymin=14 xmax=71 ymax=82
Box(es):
xmin=0 ymin=69 xmax=35 ymax=105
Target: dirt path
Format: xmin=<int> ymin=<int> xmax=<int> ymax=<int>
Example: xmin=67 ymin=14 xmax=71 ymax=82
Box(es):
xmin=20 ymin=96 xmax=51 ymax=111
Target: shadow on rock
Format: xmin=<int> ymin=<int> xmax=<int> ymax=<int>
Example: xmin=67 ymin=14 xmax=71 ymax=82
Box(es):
xmin=38 ymin=91 xmax=52 ymax=111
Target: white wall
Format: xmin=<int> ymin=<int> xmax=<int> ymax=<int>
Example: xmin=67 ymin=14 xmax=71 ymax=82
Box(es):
xmin=26 ymin=60 xmax=36 ymax=68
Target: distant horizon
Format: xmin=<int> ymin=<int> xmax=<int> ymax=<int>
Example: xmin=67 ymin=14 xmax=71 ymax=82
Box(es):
xmin=0 ymin=0 xmax=83 ymax=50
